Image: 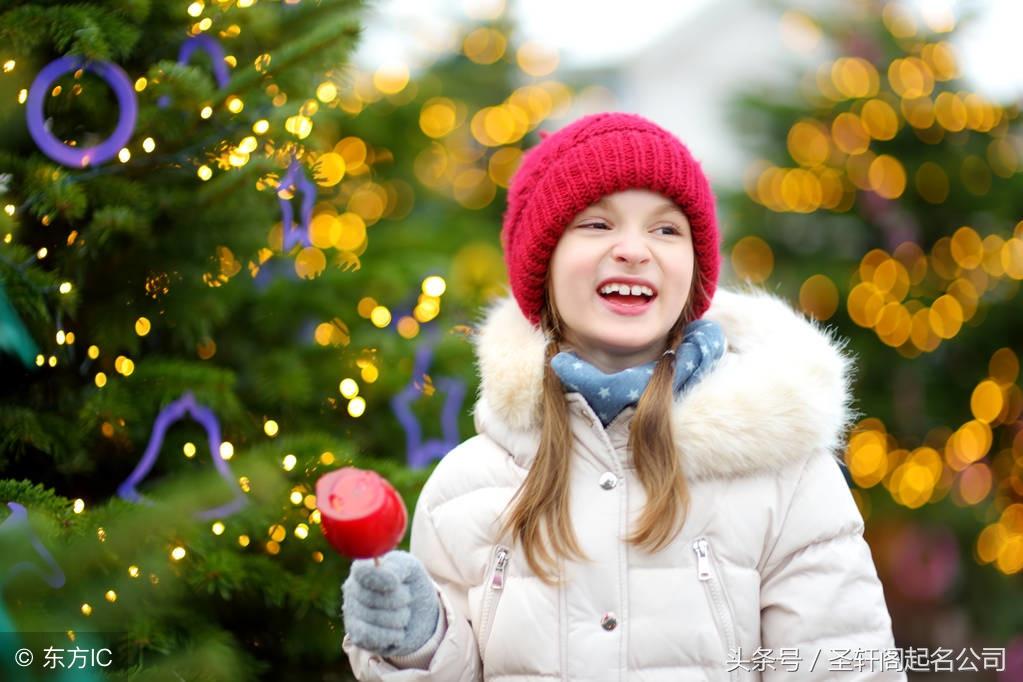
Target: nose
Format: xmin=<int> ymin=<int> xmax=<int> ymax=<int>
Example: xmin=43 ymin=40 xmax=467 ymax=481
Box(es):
xmin=609 ymin=229 xmax=651 ymax=265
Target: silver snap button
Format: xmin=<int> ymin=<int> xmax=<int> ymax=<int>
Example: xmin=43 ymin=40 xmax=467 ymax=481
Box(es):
xmin=599 ymin=472 xmax=618 ymax=490
xmin=601 ymin=612 xmax=618 ymax=631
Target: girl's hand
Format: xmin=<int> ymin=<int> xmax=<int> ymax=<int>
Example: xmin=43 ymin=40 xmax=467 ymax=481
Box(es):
xmin=341 ymin=550 xmax=441 ymax=657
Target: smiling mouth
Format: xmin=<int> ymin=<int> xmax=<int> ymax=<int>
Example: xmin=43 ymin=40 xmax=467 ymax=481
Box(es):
xmin=597 ymin=291 xmax=656 ymax=306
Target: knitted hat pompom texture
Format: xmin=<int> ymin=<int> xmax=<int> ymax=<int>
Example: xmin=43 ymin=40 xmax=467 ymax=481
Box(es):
xmin=500 ymin=112 xmax=722 ymax=327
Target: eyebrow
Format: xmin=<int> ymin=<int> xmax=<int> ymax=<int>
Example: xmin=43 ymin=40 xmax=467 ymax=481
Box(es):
xmin=593 ymin=197 xmax=685 ymax=217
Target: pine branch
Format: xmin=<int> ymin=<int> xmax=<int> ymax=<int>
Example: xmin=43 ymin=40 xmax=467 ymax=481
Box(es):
xmin=226 ymin=8 xmax=362 ymax=95
xmin=0 ymin=405 xmax=76 ymax=464
xmin=76 ymin=358 xmax=246 ymax=444
xmin=21 ymin=161 xmax=89 ymax=223
xmin=85 ymin=205 xmax=154 ymax=249
xmin=0 ymin=246 xmax=64 ymax=327
xmin=0 ymin=3 xmax=144 ymax=60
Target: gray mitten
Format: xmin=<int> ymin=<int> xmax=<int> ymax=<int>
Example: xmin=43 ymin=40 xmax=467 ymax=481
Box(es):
xmin=341 ymin=550 xmax=441 ymax=658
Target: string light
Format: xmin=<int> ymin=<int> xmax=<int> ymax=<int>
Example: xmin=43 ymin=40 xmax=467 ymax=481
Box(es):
xmin=316 ymin=82 xmax=338 ymax=102
xmin=339 ymin=378 xmax=358 ymax=398
xmin=348 ymin=397 xmax=366 ymax=418
xmin=238 ymin=136 xmax=257 ymax=153
xmin=422 ymin=275 xmax=446 ymax=296
xmin=370 ymin=306 xmax=391 ymax=328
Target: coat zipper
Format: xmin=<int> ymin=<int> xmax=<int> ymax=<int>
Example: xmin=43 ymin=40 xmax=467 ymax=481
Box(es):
xmin=693 ymin=537 xmax=740 ymax=681
xmin=478 ymin=544 xmax=510 ymax=663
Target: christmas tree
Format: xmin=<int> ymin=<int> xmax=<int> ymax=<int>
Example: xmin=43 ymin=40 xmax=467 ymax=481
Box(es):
xmin=719 ymin=0 xmax=1022 ymax=670
xmin=0 ymin=0 xmax=577 ymax=677
xmin=0 ymin=0 xmax=408 ymax=678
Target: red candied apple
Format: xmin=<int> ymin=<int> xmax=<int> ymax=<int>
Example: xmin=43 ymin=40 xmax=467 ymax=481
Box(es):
xmin=316 ymin=467 xmax=408 ymax=561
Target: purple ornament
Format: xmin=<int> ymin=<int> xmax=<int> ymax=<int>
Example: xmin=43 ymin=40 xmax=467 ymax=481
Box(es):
xmin=0 ymin=502 xmax=65 ymax=589
xmin=25 ymin=56 xmax=137 ymax=168
xmin=157 ymin=35 xmax=230 ymax=109
xmin=390 ymin=327 xmax=466 ymax=470
xmin=117 ymin=392 xmax=247 ymax=520
xmin=278 ymin=158 xmax=315 ymax=251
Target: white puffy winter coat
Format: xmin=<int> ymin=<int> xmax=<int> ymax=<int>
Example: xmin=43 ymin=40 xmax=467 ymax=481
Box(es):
xmin=344 ymin=286 xmax=904 ymax=681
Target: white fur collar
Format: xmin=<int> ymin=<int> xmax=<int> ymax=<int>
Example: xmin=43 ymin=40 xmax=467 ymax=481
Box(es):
xmin=469 ymin=285 xmax=858 ymax=480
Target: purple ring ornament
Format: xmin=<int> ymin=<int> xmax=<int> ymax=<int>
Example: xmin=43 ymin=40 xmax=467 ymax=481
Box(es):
xmin=158 ymin=35 xmax=230 ymax=109
xmin=25 ymin=56 xmax=138 ymax=168
xmin=117 ymin=392 xmax=247 ymax=520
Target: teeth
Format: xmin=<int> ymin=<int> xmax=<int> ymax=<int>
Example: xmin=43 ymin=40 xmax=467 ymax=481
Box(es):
xmin=599 ymin=283 xmax=654 ymax=296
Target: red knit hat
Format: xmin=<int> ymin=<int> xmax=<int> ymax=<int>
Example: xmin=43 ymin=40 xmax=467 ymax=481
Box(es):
xmin=501 ymin=112 xmax=721 ymax=327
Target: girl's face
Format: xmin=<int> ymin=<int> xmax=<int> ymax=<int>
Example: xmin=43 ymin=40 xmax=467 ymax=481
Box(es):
xmin=548 ymin=189 xmax=695 ymax=373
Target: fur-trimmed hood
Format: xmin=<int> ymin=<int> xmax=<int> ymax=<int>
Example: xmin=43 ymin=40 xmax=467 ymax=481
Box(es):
xmin=470 ymin=285 xmax=859 ymax=481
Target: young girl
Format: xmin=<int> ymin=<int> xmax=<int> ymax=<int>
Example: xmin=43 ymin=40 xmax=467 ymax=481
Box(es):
xmin=340 ymin=113 xmax=903 ymax=681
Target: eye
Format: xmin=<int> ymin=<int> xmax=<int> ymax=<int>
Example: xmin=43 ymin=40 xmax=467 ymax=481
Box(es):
xmin=656 ymin=225 xmax=683 ymax=236
xmin=580 ymin=222 xmax=610 ymax=230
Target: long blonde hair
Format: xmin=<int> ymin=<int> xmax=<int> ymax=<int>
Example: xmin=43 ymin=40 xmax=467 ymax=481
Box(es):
xmin=496 ymin=266 xmax=712 ymax=585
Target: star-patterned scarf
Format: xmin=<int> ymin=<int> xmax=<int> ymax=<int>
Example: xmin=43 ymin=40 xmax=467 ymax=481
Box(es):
xmin=550 ymin=319 xmax=727 ymax=428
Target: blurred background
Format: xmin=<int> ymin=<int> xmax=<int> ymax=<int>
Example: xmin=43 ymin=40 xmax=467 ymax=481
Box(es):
xmin=0 ymin=0 xmax=1020 ymax=679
